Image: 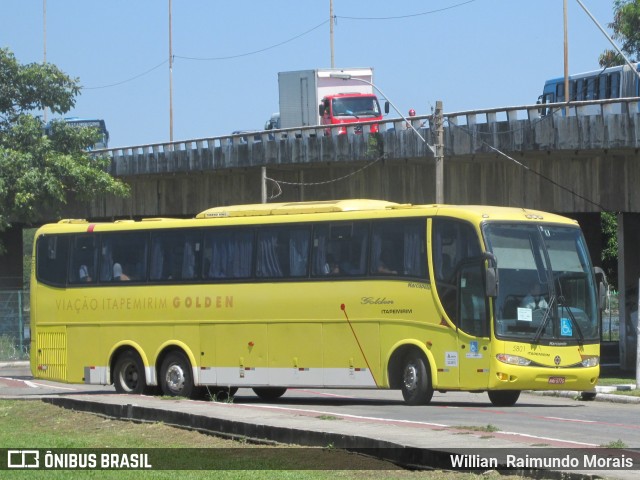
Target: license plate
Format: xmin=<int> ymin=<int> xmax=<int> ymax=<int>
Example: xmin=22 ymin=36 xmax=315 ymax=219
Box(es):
xmin=548 ymin=376 xmax=566 ymax=384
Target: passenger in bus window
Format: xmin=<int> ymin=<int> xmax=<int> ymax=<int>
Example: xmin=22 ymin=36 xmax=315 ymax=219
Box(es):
xmin=521 ymin=282 xmax=548 ymax=310
xmin=323 ymin=254 xmax=340 ymax=275
xmin=113 ymin=263 xmax=130 ymax=281
xmin=79 ymin=264 xmax=92 ymax=282
xmin=377 ymin=250 xmax=398 ymax=274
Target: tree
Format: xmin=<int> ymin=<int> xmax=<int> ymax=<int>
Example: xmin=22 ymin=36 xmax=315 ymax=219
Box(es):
xmin=0 ymin=48 xmax=128 ymax=252
xmin=601 ymin=211 xmax=618 ymax=290
xmin=599 ymin=0 xmax=640 ymax=67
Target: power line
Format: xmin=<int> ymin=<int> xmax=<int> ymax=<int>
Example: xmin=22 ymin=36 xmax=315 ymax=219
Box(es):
xmin=78 ymin=1 xmax=474 ymax=91
xmin=81 ymin=59 xmax=168 ymax=90
xmin=80 ymin=19 xmax=329 ymax=89
xmin=174 ymin=19 xmax=329 ymax=61
xmin=337 ymin=0 xmax=476 ymax=20
xmin=265 ymin=155 xmax=385 ymax=199
xmin=446 ymin=118 xmax=608 ymax=211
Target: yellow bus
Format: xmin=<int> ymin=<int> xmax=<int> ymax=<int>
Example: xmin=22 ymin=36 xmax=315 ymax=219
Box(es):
xmin=30 ymin=199 xmax=604 ymax=406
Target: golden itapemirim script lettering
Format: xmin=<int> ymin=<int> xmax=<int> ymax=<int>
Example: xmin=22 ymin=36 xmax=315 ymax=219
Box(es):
xmin=172 ymin=296 xmax=233 ymax=309
xmin=56 ymin=295 xmax=235 ymax=313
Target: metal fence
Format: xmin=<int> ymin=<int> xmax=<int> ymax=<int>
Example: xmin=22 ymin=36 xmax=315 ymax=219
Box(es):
xmin=0 ymin=290 xmax=30 ymax=361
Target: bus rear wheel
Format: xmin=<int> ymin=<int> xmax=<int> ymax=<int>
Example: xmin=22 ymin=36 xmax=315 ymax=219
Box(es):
xmin=160 ymin=351 xmax=194 ymax=398
xmin=401 ymin=353 xmax=433 ymax=406
xmin=488 ymin=390 xmax=521 ymax=406
xmin=252 ymin=387 xmax=287 ymax=401
xmin=113 ymin=351 xmax=146 ymax=394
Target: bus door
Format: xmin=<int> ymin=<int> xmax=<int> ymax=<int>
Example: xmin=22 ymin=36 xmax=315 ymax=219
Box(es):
xmin=456 ymin=261 xmax=491 ymax=389
xmin=432 ymin=218 xmax=491 ymax=390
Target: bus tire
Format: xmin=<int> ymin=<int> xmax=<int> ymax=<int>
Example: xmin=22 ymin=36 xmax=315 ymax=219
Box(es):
xmin=401 ymin=353 xmax=433 ymax=406
xmin=113 ymin=351 xmax=146 ymax=395
xmin=159 ymin=351 xmax=194 ymax=398
xmin=252 ymin=387 xmax=287 ymax=401
xmin=488 ymin=390 xmax=520 ymax=406
xmin=580 ymin=391 xmax=597 ymax=401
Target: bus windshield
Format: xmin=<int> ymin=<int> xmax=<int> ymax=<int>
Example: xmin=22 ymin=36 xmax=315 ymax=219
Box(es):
xmin=484 ymin=224 xmax=598 ymax=344
xmin=65 ymin=119 xmax=109 ymax=150
xmin=45 ymin=118 xmax=109 ymax=150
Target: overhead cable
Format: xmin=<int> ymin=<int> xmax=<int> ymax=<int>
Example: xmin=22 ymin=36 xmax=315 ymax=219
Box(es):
xmin=337 ymin=0 xmax=476 ymax=20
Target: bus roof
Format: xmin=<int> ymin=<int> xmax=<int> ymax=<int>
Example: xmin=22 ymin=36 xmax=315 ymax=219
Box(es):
xmin=41 ymin=200 xmax=578 ymax=235
xmin=195 ymin=199 xmax=410 ymax=218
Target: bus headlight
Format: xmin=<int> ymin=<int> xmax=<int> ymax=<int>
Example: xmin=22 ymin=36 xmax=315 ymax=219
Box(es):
xmin=581 ymin=356 xmax=599 ymax=368
xmin=496 ymin=354 xmax=531 ymax=366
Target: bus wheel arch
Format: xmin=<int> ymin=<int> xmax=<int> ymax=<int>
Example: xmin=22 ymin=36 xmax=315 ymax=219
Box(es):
xmin=388 ymin=344 xmax=434 ymax=406
xmin=111 ymin=347 xmax=147 ymax=395
xmin=157 ymin=347 xmax=195 ymax=398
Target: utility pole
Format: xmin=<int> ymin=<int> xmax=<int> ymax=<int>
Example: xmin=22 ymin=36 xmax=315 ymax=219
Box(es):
xmin=43 ymin=0 xmax=47 ymax=123
xmin=435 ymin=100 xmax=444 ymax=204
xmin=169 ymin=0 xmax=174 ymax=143
xmin=563 ymin=0 xmax=569 ymax=106
xmin=330 ymin=0 xmax=335 ymax=68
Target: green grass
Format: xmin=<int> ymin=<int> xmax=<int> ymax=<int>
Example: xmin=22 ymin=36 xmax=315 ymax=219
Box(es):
xmin=597 ymin=367 xmax=639 ymax=395
xmin=0 ymin=399 xmax=525 ymax=480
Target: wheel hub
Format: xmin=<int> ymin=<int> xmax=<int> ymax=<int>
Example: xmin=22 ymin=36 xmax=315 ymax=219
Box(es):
xmin=403 ymin=364 xmax=418 ymax=392
xmin=166 ymin=364 xmax=185 ymax=393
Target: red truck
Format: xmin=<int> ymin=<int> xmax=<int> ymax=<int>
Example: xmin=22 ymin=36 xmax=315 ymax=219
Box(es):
xmin=276 ymin=68 xmax=389 ymax=134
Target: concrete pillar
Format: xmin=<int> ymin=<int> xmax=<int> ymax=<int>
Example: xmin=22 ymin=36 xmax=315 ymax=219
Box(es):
xmin=0 ymin=225 xmax=24 ymax=290
xmin=618 ymin=213 xmax=640 ymax=371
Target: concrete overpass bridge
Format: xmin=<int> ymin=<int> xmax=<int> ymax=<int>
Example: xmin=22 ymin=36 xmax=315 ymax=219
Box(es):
xmin=3 ymin=97 xmax=640 ymax=367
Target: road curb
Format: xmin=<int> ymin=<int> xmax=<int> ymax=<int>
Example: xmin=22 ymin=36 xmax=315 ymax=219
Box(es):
xmin=533 ymin=389 xmax=640 ymax=404
xmin=41 ymin=396 xmax=606 ymax=479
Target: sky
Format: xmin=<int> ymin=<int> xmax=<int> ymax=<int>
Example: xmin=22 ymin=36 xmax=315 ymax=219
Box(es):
xmin=0 ymin=0 xmax=620 ymax=148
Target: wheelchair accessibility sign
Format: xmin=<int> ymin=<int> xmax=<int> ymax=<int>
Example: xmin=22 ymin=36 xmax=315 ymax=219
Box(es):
xmin=561 ymin=318 xmax=573 ymax=336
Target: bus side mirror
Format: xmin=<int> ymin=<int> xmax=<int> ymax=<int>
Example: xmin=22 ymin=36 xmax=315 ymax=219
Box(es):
xmin=594 ymin=266 xmax=608 ymax=310
xmin=483 ymin=252 xmax=498 ymax=297
xmin=384 ymin=101 xmax=390 ymax=114
xmin=319 ymin=104 xmax=325 ymax=116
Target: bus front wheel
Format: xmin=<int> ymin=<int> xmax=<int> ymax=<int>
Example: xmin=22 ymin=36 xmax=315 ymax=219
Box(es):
xmin=488 ymin=390 xmax=521 ymax=406
xmin=253 ymin=387 xmax=287 ymax=401
xmin=160 ymin=351 xmax=194 ymax=398
xmin=113 ymin=351 xmax=146 ymax=394
xmin=401 ymin=353 xmax=433 ymax=406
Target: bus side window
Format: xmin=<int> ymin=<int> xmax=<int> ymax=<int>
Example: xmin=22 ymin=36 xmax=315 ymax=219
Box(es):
xmin=69 ymin=235 xmax=97 ymax=284
xmin=312 ymin=224 xmax=333 ymax=276
xmin=610 ymin=72 xmax=620 ymax=98
xmin=555 ymin=83 xmax=565 ymax=103
xmin=459 ymin=263 xmax=488 ymax=337
xmin=432 ymin=218 xmax=482 ymax=325
xmin=100 ymin=233 xmax=148 ymax=282
xmin=591 ymin=77 xmax=599 ymax=100
xmin=150 ymin=231 xmax=202 ymax=281
xmin=204 ymin=229 xmax=253 ymax=280
xmin=576 ymin=79 xmax=585 ymax=101
xmin=370 ymin=219 xmax=427 ymax=277
xmin=311 ymin=222 xmax=367 ymax=276
xmin=599 ymin=74 xmax=608 ymax=99
xmin=256 ymin=226 xmax=310 ymax=278
xmin=36 ymin=235 xmax=69 ymax=286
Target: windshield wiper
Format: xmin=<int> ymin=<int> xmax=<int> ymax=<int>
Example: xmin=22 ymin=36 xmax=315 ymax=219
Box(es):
xmin=533 ymin=295 xmax=556 ymax=344
xmin=560 ymin=299 xmax=584 ymax=345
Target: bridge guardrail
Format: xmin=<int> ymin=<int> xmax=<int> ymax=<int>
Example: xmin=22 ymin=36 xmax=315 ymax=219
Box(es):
xmin=91 ymin=97 xmax=640 ymax=160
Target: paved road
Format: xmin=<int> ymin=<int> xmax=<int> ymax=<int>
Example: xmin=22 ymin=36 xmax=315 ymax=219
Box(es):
xmin=2 ymin=362 xmax=640 ymax=479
